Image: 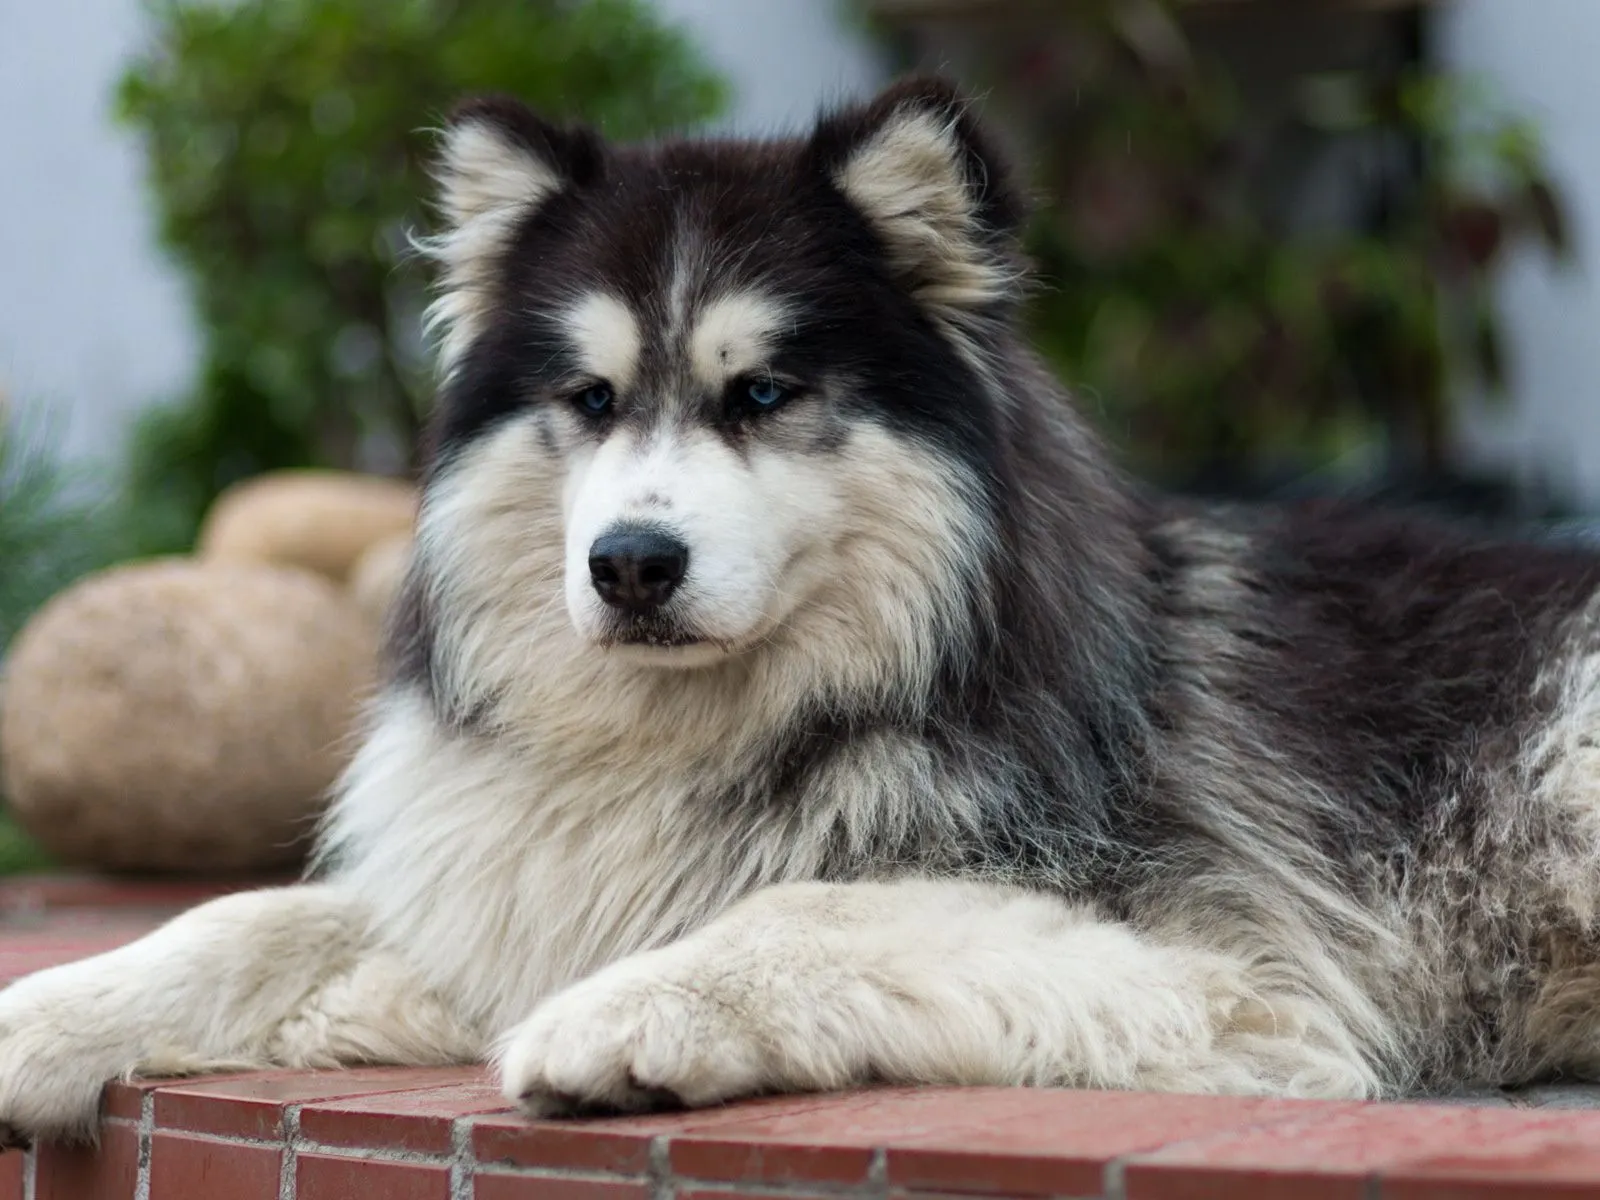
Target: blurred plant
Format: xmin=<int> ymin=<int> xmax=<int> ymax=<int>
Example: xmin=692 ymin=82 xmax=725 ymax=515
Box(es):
xmin=869 ymin=0 xmax=1571 ymax=492
xmin=116 ymin=0 xmax=726 ymax=552
xmin=0 ymin=401 xmax=121 ymax=875
xmin=0 ymin=405 xmax=124 ymax=652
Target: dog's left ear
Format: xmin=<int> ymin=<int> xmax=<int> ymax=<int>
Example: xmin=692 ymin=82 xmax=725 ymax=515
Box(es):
xmin=808 ymin=77 xmax=1025 ymax=320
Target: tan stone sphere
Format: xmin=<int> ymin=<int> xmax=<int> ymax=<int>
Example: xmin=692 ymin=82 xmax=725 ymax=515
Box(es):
xmin=0 ymin=559 xmax=379 ymax=873
xmin=197 ymin=469 xmax=417 ymax=583
xmin=348 ymin=532 xmax=413 ymax=627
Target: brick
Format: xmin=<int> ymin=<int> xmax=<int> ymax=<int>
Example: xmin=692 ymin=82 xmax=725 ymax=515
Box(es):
xmin=35 ymin=1123 xmax=140 ymax=1200
xmin=470 ymin=1090 xmax=884 ymax=1175
xmin=155 ymin=1066 xmax=481 ymax=1139
xmin=1381 ymin=1124 xmax=1600 ymax=1199
xmin=0 ymin=874 xmax=275 ymax=914
xmin=102 ymin=1082 xmax=149 ymax=1123
xmin=0 ymin=1152 xmax=23 ymax=1200
xmin=299 ymin=1075 xmax=511 ymax=1154
xmin=669 ymin=1138 xmax=876 ymax=1186
xmin=297 ymin=1151 xmax=452 ymax=1200
xmin=149 ymin=1131 xmax=281 ymax=1200
xmin=471 ymin=1116 xmax=658 ymax=1176
xmin=652 ymin=1087 xmax=1340 ymax=1199
xmin=886 ymin=1090 xmax=1355 ymax=1198
xmin=473 ymin=1176 xmax=653 ymax=1200
xmin=1125 ymin=1100 xmax=1600 ymax=1200
xmin=103 ymin=1069 xmax=268 ymax=1122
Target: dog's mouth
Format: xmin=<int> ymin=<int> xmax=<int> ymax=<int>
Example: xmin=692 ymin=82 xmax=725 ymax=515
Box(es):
xmin=598 ymin=613 xmax=716 ymax=653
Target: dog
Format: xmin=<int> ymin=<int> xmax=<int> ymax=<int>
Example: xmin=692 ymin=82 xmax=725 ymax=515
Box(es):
xmin=5 ymin=74 xmax=1600 ymax=1144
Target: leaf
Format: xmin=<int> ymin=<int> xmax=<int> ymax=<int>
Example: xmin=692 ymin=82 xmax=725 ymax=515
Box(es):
xmin=110 ymin=0 xmax=728 ymax=535
xmin=1472 ymin=299 xmax=1507 ymax=393
xmin=1527 ymin=179 xmax=1571 ymax=257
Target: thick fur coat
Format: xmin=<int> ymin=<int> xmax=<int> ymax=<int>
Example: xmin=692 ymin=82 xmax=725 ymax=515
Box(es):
xmin=4 ymin=77 xmax=1600 ymax=1142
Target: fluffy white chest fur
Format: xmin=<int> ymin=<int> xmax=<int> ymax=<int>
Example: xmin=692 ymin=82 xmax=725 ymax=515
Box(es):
xmin=325 ymin=691 xmax=836 ymax=1037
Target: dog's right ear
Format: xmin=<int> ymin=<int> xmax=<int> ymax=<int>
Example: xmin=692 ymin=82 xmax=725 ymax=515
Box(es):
xmin=423 ymin=98 xmax=603 ymax=375
xmin=435 ymin=97 xmax=602 ymax=229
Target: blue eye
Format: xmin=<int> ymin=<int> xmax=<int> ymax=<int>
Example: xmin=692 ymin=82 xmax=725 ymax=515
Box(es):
xmin=745 ymin=377 xmax=789 ymax=409
xmin=574 ymin=382 xmax=613 ymax=415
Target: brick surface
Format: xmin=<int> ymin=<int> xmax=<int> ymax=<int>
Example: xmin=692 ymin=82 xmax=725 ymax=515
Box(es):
xmin=669 ymin=1137 xmax=876 ymax=1187
xmin=471 ymin=1091 xmax=903 ymax=1176
xmin=473 ymin=1176 xmax=654 ymax=1200
xmin=11 ymin=874 xmax=1600 ymax=1200
xmin=471 ymin=1115 xmax=661 ymax=1176
xmin=155 ymin=1066 xmax=480 ymax=1139
xmin=35 ymin=1123 xmax=141 ymax=1200
xmin=298 ymin=1151 xmax=453 ymax=1200
xmin=885 ymin=1090 xmax=1357 ymax=1198
xmin=659 ymin=1087 xmax=1346 ymax=1199
xmin=1380 ymin=1119 xmax=1600 ymax=1199
xmin=0 ymin=874 xmax=282 ymax=914
xmin=1125 ymin=1101 xmax=1600 ymax=1200
xmin=149 ymin=1131 xmax=281 ymax=1200
xmin=300 ymin=1073 xmax=510 ymax=1154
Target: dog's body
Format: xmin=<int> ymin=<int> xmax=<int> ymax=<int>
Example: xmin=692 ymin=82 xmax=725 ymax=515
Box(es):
xmin=7 ymin=77 xmax=1600 ymax=1141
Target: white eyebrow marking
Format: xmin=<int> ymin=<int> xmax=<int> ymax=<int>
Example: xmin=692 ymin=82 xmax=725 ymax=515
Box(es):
xmin=688 ymin=291 xmax=790 ymax=385
xmin=562 ymin=293 xmax=643 ymax=389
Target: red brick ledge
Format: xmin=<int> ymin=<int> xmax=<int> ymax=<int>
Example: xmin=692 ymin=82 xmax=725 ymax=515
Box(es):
xmin=2 ymin=878 xmax=1599 ymax=1199
xmin=0 ymin=1071 xmax=1596 ymax=1200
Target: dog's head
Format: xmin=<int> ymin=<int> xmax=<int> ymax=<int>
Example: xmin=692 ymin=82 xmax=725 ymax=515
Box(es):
xmin=410 ymin=78 xmax=1027 ymax=711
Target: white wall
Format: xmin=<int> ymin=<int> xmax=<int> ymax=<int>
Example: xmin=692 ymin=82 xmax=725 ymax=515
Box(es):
xmin=656 ymin=0 xmax=885 ymax=135
xmin=0 ymin=0 xmax=197 ymax=465
xmin=1435 ymin=0 xmax=1600 ymax=510
xmin=0 ymin=0 xmax=884 ymax=467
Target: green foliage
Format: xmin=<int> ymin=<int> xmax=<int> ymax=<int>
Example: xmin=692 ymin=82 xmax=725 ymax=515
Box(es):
xmin=115 ymin=0 xmax=726 ymax=553
xmin=0 ymin=409 xmax=113 ymax=876
xmin=0 ymin=412 xmax=124 ymax=651
xmin=873 ymin=0 xmax=1571 ymax=489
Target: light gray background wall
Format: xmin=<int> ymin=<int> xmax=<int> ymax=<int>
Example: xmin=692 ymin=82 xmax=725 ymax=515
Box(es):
xmin=4 ymin=0 xmax=1596 ymax=508
xmin=1436 ymin=0 xmax=1600 ymax=508
xmin=0 ymin=0 xmax=197 ymax=463
xmin=0 ymin=0 xmax=885 ymax=467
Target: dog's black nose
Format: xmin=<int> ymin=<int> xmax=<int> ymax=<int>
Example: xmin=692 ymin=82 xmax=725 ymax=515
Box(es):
xmin=588 ymin=527 xmax=689 ymax=613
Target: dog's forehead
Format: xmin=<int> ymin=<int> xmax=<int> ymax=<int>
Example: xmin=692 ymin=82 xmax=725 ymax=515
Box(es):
xmin=552 ymin=151 xmax=807 ymax=395
xmin=558 ymin=284 xmax=791 ymax=395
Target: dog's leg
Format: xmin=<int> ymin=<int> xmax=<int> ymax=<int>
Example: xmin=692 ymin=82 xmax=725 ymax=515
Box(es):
xmin=0 ymin=882 xmax=480 ymax=1144
xmin=501 ymin=876 xmax=1379 ymax=1113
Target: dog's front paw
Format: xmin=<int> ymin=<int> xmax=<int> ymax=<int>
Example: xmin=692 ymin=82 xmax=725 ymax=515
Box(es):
xmin=0 ymin=972 xmax=136 ymax=1145
xmin=498 ymin=955 xmax=771 ymax=1118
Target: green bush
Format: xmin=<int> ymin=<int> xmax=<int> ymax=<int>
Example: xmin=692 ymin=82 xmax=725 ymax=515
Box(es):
xmin=116 ymin=0 xmax=726 ymax=553
xmin=863 ymin=1 xmax=1570 ymax=494
xmin=0 ymin=409 xmax=123 ymax=875
xmin=0 ymin=411 xmax=124 ymax=651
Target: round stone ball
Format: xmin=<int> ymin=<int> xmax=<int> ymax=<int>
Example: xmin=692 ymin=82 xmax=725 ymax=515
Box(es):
xmin=197 ymin=469 xmax=417 ymax=583
xmin=348 ymin=532 xmax=413 ymax=627
xmin=0 ymin=559 xmax=379 ymax=873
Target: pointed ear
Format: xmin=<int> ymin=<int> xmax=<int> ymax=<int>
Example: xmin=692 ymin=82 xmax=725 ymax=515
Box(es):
xmin=808 ymin=77 xmax=1026 ymax=323
xmin=422 ymin=97 xmax=603 ymax=375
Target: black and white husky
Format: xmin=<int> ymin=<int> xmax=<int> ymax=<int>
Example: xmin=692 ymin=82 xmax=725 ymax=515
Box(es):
xmin=6 ymin=76 xmax=1600 ymax=1143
